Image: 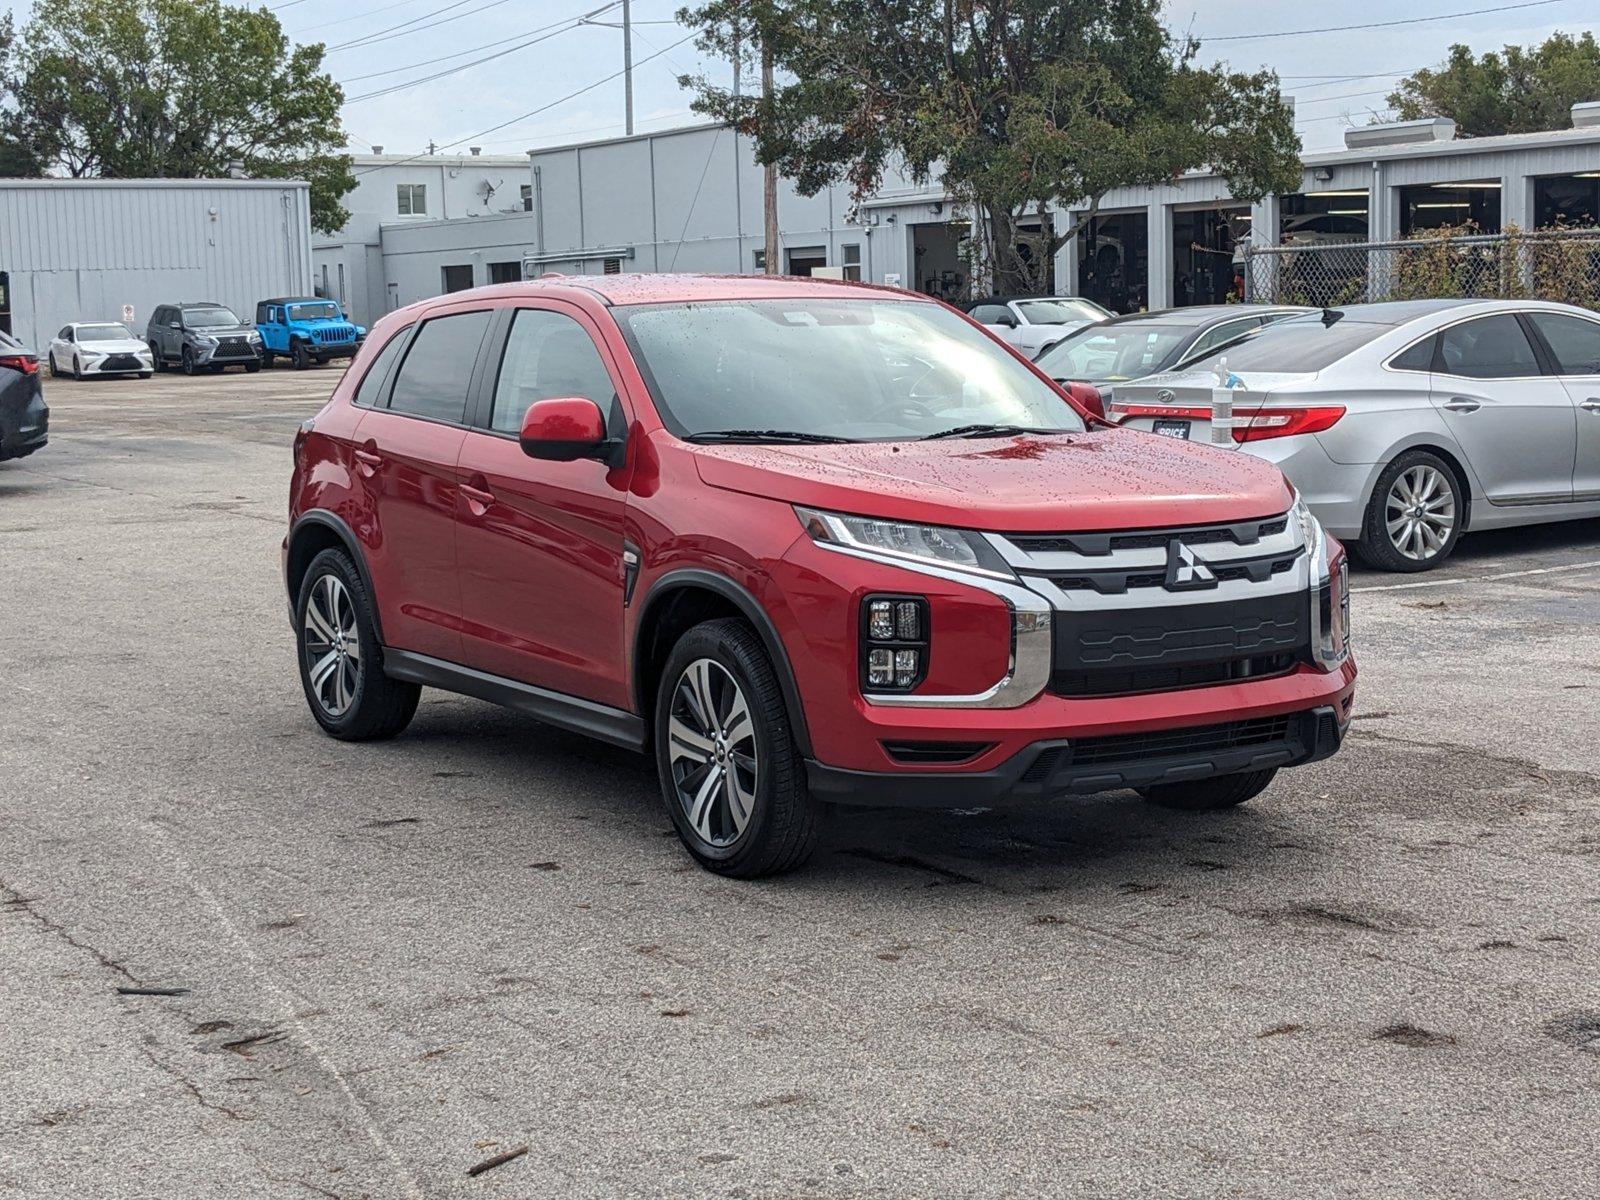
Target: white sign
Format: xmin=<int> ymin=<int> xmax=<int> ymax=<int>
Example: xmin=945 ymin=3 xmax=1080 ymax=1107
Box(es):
xmin=883 ymin=273 xmax=902 ymax=288
xmin=121 ymin=303 xmax=135 ymax=325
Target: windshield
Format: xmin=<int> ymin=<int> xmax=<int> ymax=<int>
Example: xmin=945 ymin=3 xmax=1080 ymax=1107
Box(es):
xmin=289 ymin=302 xmax=341 ymax=321
xmin=184 ymin=308 xmax=241 ymax=328
xmin=616 ymin=299 xmax=1086 ymax=442
xmin=1182 ymin=315 xmax=1390 ymax=373
xmin=1016 ymin=298 xmax=1108 ymax=326
xmin=79 ymin=323 xmax=133 ymax=342
xmin=1036 ymin=322 xmax=1192 ymax=382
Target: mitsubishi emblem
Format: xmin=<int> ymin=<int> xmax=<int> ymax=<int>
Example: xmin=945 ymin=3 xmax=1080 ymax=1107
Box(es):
xmin=1165 ymin=540 xmax=1217 ymax=590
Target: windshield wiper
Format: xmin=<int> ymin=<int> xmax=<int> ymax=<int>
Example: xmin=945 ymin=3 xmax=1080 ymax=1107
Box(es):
xmin=686 ymin=429 xmax=854 ymax=444
xmin=921 ymin=423 xmax=1066 ymax=440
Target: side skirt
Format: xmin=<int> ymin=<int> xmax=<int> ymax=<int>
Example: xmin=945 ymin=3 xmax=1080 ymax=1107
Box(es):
xmin=382 ymin=648 xmax=647 ymax=752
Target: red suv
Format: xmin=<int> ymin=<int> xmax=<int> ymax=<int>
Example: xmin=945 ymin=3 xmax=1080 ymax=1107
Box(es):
xmin=285 ymin=275 xmax=1354 ymax=877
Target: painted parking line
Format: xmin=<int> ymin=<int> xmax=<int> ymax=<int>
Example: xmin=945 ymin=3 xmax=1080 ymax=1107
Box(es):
xmin=1355 ymin=558 xmax=1600 ymax=593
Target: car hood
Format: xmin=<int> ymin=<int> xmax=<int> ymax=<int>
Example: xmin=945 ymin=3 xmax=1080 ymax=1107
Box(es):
xmin=79 ymin=338 xmax=149 ymax=354
xmin=688 ymin=428 xmax=1293 ymax=533
xmin=190 ymin=325 xmax=256 ymax=337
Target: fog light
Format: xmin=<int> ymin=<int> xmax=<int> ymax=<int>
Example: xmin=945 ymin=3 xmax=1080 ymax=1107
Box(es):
xmin=868 ymin=599 xmax=894 ymax=641
xmin=895 ymin=601 xmax=920 ymax=641
xmin=867 ymin=648 xmax=894 ymax=686
xmin=893 ymin=650 xmax=919 ymax=687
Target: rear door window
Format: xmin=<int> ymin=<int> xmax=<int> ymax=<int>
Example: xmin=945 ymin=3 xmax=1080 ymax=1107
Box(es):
xmin=1437 ymin=314 xmax=1542 ymax=379
xmin=489 ymin=309 xmax=617 ymax=434
xmin=1526 ymin=312 xmax=1600 ymax=375
xmin=386 ymin=310 xmax=491 ymax=423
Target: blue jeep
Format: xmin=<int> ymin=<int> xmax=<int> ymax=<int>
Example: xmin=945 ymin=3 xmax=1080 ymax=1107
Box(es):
xmin=255 ymin=298 xmax=366 ymax=369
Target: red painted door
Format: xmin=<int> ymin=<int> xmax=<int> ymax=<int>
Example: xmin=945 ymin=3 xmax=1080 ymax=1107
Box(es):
xmin=453 ymin=304 xmax=633 ymax=709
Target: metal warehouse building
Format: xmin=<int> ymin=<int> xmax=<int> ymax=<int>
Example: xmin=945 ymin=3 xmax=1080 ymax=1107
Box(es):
xmin=0 ymin=178 xmax=314 ymax=351
xmin=334 ymin=106 xmax=1600 ymax=323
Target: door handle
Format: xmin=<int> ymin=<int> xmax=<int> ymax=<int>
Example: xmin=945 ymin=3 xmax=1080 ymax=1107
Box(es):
xmin=460 ymin=482 xmax=495 ymax=514
xmin=1442 ymin=397 xmax=1481 ymax=413
xmin=1580 ymin=397 xmax=1600 ymax=413
xmin=352 ymin=448 xmax=383 ymax=476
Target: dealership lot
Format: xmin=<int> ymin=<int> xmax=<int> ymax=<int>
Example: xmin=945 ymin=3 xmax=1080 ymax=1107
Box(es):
xmin=2 ymin=370 xmax=1598 ymax=1198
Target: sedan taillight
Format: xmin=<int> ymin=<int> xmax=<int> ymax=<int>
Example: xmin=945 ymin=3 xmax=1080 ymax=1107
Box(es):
xmin=1233 ymin=406 xmax=1346 ymax=442
xmin=0 ymin=353 xmax=39 ymax=375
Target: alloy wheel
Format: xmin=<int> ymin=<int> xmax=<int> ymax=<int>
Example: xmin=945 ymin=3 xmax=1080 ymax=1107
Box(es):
xmin=667 ymin=658 xmax=759 ymax=848
xmin=302 ymin=573 xmax=361 ymax=717
xmin=1385 ymin=464 xmax=1455 ymax=562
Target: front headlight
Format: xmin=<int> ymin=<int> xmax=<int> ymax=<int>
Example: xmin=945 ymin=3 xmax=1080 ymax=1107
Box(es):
xmin=194 ymin=335 xmax=218 ymax=346
xmin=1292 ymin=492 xmax=1329 ymax=586
xmin=246 ymin=331 xmax=261 ymax=342
xmin=795 ymin=506 xmax=1013 ymax=579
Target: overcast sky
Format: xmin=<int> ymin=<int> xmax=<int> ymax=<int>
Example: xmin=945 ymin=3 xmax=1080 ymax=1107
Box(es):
xmin=5 ymin=0 xmax=1594 ymax=157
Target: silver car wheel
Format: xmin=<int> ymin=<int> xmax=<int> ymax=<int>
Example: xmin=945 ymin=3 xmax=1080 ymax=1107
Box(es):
xmin=1385 ymin=464 xmax=1456 ymax=562
xmin=668 ymin=658 xmax=758 ymax=848
xmin=303 ymin=574 xmax=361 ymax=717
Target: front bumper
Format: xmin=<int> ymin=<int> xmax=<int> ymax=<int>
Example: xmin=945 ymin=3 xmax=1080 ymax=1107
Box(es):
xmin=306 ymin=340 xmax=362 ymax=361
xmin=808 ymin=700 xmax=1350 ymax=807
xmin=80 ymin=354 xmax=153 ymax=375
xmin=193 ymin=341 xmax=262 ymax=366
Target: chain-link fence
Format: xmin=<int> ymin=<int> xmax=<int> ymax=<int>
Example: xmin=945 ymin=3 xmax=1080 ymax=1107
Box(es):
xmin=1242 ymin=228 xmax=1600 ymax=310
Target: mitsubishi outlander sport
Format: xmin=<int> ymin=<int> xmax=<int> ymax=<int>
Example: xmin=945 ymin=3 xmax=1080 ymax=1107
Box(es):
xmin=284 ymin=274 xmax=1355 ymax=877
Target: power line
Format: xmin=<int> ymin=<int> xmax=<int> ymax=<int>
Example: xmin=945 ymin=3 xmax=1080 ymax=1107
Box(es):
xmin=1202 ymin=0 xmax=1567 ymax=43
xmin=328 ymin=0 xmax=521 ymax=53
xmin=343 ymin=5 xmax=619 ymax=102
xmin=338 ymin=2 xmax=620 ymax=84
xmin=287 ymin=0 xmax=430 ymax=37
xmin=351 ymin=32 xmax=696 ymax=175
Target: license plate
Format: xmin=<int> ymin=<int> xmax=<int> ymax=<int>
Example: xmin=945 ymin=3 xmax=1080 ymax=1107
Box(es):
xmin=1152 ymin=420 xmax=1191 ymax=440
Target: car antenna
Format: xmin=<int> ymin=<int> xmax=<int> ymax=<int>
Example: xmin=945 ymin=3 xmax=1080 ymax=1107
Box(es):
xmin=1320 ymin=307 xmax=1344 ymax=327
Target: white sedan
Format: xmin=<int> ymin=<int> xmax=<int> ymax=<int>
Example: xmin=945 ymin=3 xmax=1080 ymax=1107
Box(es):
xmin=964 ymin=295 xmax=1112 ymax=357
xmin=47 ymin=322 xmax=154 ymax=380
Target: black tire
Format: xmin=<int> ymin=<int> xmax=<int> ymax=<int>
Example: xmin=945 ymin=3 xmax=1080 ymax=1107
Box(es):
xmin=1355 ymin=450 xmax=1464 ymax=573
xmin=1138 ymin=768 xmax=1277 ymax=812
xmin=138 ymin=372 xmax=152 ymax=380
xmin=150 ymin=342 xmax=166 ymax=372
xmin=208 ymin=363 xmax=224 ymax=375
xmin=261 ymin=351 xmax=276 ymax=369
xmin=181 ymin=345 xmax=197 ymax=376
xmin=291 ymin=341 xmax=312 ymax=370
xmin=244 ymin=360 xmax=262 ymax=374
xmin=654 ymin=618 xmax=817 ymax=877
xmin=71 ymin=356 xmax=82 ymax=381
xmin=47 ymin=352 xmax=59 ymax=378
xmin=295 ymin=548 xmax=419 ymax=741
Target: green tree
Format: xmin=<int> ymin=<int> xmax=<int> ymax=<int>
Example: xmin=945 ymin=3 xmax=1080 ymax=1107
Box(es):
xmin=0 ymin=0 xmax=354 ymax=233
xmin=677 ymin=0 xmax=1301 ymax=294
xmin=1387 ymin=32 xmax=1600 ymax=137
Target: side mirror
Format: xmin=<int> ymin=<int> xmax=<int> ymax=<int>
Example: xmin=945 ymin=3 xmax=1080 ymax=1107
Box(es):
xmin=519 ymin=397 xmax=611 ymax=462
xmin=1060 ymin=380 xmax=1105 ymax=421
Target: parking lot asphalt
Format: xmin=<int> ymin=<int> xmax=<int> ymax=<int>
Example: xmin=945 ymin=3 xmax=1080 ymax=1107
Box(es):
xmin=2 ymin=367 xmax=1598 ymax=1199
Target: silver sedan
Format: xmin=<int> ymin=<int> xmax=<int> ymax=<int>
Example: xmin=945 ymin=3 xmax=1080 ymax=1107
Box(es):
xmin=1106 ymin=298 xmax=1600 ymax=571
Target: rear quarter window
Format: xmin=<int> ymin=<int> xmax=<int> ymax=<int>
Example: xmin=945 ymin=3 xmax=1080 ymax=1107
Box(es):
xmin=352 ymin=328 xmax=412 ymax=408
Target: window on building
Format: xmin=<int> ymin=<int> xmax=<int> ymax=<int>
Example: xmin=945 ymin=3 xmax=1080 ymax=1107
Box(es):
xmin=752 ymin=249 xmax=766 ymax=272
xmin=1533 ymin=174 xmax=1600 ymax=228
xmin=1527 ymin=312 xmax=1600 ymax=374
xmin=441 ymin=264 xmax=475 ymax=293
xmin=841 ymin=243 xmax=862 ymax=282
xmin=388 ymin=311 xmax=492 ymax=423
xmin=488 ymin=261 xmax=523 ymax=284
xmin=490 ymin=309 xmax=616 ymax=434
xmin=397 ymin=183 xmax=428 ymax=216
xmin=520 ymin=183 xmax=533 ymax=213
xmin=1437 ymin=314 xmax=1540 ymax=379
xmin=603 ymin=257 xmax=623 ymax=275
xmin=1400 ymin=183 xmax=1501 ymax=235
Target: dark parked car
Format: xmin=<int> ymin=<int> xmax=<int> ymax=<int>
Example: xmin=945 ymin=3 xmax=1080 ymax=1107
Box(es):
xmin=146 ymin=303 xmax=263 ymax=375
xmin=1034 ymin=304 xmax=1311 ymax=388
xmin=0 ymin=330 xmax=48 ymax=461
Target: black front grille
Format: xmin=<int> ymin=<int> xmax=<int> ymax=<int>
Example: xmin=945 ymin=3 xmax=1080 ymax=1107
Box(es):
xmin=1068 ymin=715 xmax=1294 ymax=768
xmin=882 ymin=741 xmax=994 ymax=765
xmin=1012 ymin=516 xmax=1288 ymax=557
xmin=1052 ymin=652 xmax=1298 ymax=698
xmin=102 ymin=354 xmax=141 ymax=371
xmin=214 ymin=337 xmax=257 ymax=359
xmin=1051 ymin=553 xmax=1297 ymax=596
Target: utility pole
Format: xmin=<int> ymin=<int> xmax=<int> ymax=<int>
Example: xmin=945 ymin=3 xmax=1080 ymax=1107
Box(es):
xmin=622 ymin=0 xmax=634 ymax=136
xmin=762 ymin=34 xmax=778 ymax=274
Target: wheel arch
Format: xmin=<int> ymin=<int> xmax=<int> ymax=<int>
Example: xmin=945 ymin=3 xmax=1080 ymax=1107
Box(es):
xmin=634 ymin=570 xmax=813 ymax=758
xmin=286 ymin=510 xmax=384 ymax=642
xmin=1364 ymin=440 xmax=1476 ymax=532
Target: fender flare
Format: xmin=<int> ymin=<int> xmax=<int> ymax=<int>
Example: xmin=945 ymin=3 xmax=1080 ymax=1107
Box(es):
xmin=635 ymin=568 xmax=813 ymax=758
xmin=286 ymin=510 xmax=383 ymax=642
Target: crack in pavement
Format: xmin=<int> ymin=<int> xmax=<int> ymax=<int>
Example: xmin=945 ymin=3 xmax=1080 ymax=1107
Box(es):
xmin=1 ymin=878 xmax=139 ymax=984
xmin=139 ymin=1047 xmax=250 ymax=1122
